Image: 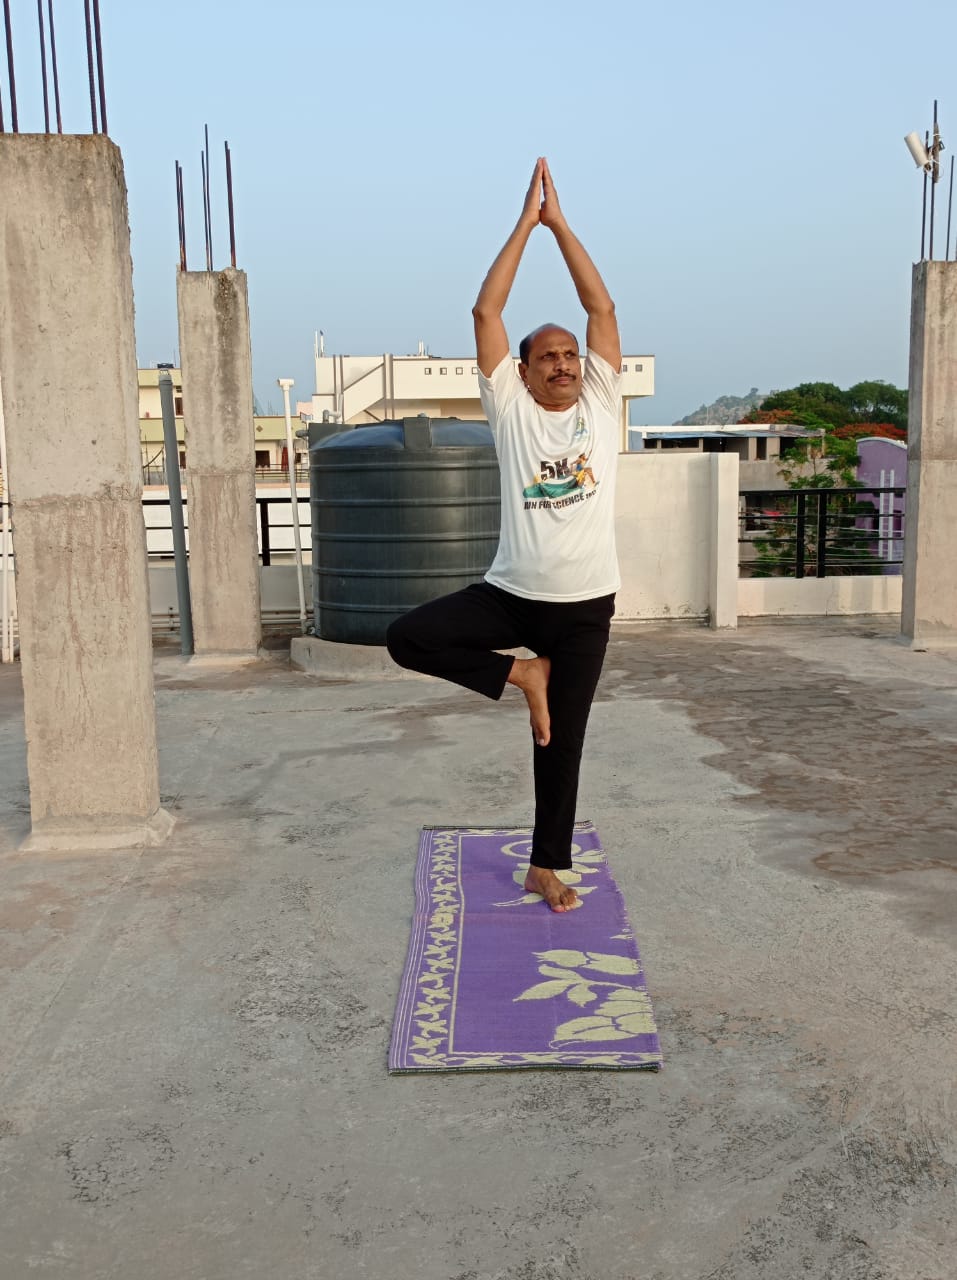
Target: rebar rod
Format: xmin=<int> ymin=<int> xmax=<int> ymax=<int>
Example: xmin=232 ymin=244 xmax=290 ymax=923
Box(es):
xmin=225 ymin=141 xmax=237 ymax=268
xmin=929 ymin=102 xmax=939 ymax=259
xmin=179 ymin=162 xmax=188 ymax=271
xmin=200 ymin=150 xmax=211 ymax=271
xmin=921 ymin=131 xmax=929 ymax=260
xmin=36 ymin=0 xmax=49 ymax=131
xmin=47 ymin=0 xmax=61 ymax=131
xmin=3 ymin=0 xmax=18 ymax=132
xmin=947 ymin=154 xmax=955 ymax=261
xmin=176 ymin=161 xmax=187 ymax=272
xmin=91 ymin=0 xmax=106 ymax=135
xmin=204 ymin=124 xmax=213 ymax=270
xmin=83 ymin=0 xmax=97 ymax=132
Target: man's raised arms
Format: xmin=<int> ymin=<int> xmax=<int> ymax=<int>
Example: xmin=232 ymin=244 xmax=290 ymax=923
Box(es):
xmin=472 ymin=158 xmax=621 ymax=378
xmin=539 ymin=159 xmax=621 ymax=373
xmin=471 ymin=158 xmax=544 ymax=377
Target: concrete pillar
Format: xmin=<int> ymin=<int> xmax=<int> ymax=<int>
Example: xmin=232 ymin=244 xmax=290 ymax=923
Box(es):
xmin=902 ymin=261 xmax=957 ymax=648
xmin=708 ymin=453 xmax=739 ymax=629
xmin=176 ymin=270 xmax=261 ymax=657
xmin=0 ymin=135 xmax=172 ymax=850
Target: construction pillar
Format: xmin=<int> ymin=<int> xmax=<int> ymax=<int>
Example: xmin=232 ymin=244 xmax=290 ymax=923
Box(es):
xmin=176 ymin=270 xmax=261 ymax=657
xmin=0 ymin=135 xmax=172 ymax=850
xmin=902 ymin=261 xmax=957 ymax=648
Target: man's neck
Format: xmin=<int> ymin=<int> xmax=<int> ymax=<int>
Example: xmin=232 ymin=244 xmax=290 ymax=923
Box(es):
xmin=531 ymin=392 xmax=578 ymax=413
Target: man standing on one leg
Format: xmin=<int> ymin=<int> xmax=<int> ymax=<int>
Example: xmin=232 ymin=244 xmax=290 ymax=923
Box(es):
xmin=386 ymin=157 xmax=622 ymax=913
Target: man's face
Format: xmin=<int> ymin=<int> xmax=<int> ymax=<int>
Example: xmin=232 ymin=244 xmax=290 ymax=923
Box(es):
xmin=519 ymin=327 xmax=580 ymax=410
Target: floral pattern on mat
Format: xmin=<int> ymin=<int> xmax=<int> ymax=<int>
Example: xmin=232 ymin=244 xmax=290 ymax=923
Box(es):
xmin=389 ymin=824 xmax=662 ymax=1072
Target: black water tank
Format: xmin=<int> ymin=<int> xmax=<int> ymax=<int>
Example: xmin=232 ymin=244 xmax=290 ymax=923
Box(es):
xmin=309 ymin=416 xmax=500 ymax=644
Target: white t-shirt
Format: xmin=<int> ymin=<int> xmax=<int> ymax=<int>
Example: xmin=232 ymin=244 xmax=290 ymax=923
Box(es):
xmin=477 ymin=349 xmax=622 ymax=602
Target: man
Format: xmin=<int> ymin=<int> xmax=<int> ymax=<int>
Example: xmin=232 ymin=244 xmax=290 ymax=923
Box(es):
xmin=386 ymin=157 xmax=622 ymax=913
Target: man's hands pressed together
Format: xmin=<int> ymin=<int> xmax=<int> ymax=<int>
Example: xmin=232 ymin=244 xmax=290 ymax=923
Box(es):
xmin=518 ymin=156 xmax=569 ymax=233
xmin=519 ymin=156 xmax=545 ymax=230
xmin=472 ymin=158 xmax=620 ymax=379
xmin=539 ymin=158 xmax=567 ymax=232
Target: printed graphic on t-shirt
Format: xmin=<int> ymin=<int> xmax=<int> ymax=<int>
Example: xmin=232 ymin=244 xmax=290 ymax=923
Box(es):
xmin=521 ymin=415 xmax=600 ymax=509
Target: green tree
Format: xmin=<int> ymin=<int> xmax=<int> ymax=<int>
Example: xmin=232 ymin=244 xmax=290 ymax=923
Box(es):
xmin=749 ymin=431 xmax=883 ymax=578
xmin=757 ymin=382 xmax=852 ymax=429
xmin=742 ymin=378 xmax=908 ymax=435
xmin=844 ymin=380 xmax=908 ymax=432
xmin=740 ymin=376 xmax=905 ymax=577
xmin=777 ymin=430 xmax=861 ymax=489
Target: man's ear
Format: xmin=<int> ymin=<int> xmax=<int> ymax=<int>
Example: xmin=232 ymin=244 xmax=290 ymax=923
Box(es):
xmin=518 ymin=362 xmax=528 ymax=384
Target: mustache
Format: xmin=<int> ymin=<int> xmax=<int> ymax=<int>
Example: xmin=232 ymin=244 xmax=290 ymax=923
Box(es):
xmin=549 ymin=371 xmax=577 ymax=380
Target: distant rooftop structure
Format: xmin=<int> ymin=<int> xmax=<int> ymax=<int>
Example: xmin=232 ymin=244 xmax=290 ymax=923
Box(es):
xmin=627 ymin=422 xmax=819 ymax=452
xmin=627 ymin=422 xmax=824 ymax=490
xmin=299 ymin=341 xmax=655 ymax=452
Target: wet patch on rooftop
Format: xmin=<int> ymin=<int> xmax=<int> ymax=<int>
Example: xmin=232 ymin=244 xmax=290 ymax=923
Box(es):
xmin=601 ymin=622 xmax=957 ymax=942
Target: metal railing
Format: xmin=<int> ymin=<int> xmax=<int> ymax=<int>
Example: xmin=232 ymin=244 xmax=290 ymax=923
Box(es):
xmin=142 ymin=465 xmax=309 ymax=487
xmin=739 ymin=487 xmax=906 ymax=578
xmin=143 ymin=494 xmax=309 ymax=566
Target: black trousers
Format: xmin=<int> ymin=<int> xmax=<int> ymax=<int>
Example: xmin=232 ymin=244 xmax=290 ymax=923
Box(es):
xmin=385 ymin=582 xmax=615 ymax=871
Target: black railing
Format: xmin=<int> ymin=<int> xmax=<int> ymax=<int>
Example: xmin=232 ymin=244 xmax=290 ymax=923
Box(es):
xmin=142 ymin=465 xmax=308 ymax=486
xmin=253 ymin=465 xmax=309 ymax=482
xmin=739 ymin=488 xmax=906 ymax=578
xmin=143 ymin=494 xmax=309 ymax=566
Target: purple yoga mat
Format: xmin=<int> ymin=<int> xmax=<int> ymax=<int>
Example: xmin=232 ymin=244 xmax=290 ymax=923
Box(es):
xmin=389 ymin=823 xmax=662 ymax=1072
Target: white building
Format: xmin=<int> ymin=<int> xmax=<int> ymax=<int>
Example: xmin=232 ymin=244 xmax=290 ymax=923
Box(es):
xmin=138 ymin=368 xmax=298 ymax=479
xmin=300 ymin=342 xmax=654 ymax=452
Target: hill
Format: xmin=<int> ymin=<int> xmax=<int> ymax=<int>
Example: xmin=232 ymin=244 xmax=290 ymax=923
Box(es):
xmin=675 ymin=387 xmax=766 ymax=426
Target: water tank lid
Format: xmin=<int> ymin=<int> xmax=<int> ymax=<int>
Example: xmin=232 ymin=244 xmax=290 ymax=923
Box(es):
xmin=311 ymin=418 xmax=494 ymax=451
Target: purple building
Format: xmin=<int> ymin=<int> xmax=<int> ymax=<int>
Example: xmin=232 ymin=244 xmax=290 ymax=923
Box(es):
xmin=856 ymin=438 xmax=907 ymax=575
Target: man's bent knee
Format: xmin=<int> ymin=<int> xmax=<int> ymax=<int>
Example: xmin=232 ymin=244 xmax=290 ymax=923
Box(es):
xmin=385 ymin=616 xmax=409 ymax=667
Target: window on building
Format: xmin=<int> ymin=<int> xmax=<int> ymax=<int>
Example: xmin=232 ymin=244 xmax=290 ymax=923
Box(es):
xmin=455 ymin=366 xmax=463 ymax=375
xmin=174 ymin=396 xmax=184 ymax=416
xmin=621 ymin=363 xmax=628 ymax=372
xmin=635 ymin=363 xmax=643 ymax=372
xmin=255 ymin=450 xmax=270 ymax=469
xmin=424 ymin=367 xmax=432 ymax=375
xmin=756 ymin=437 xmax=768 ymax=461
xmin=178 ymin=450 xmax=186 ymax=468
xmin=472 ymin=366 xmax=478 ymax=374
xmin=439 ymin=367 xmax=447 ymax=375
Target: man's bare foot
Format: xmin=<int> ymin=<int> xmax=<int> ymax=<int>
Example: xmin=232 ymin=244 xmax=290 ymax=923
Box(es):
xmin=507 ymin=656 xmax=551 ymax=746
xmin=524 ymin=866 xmax=581 ymax=912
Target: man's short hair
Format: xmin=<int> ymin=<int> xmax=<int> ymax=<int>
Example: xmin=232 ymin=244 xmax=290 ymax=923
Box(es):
xmin=519 ymin=324 xmax=578 ymax=366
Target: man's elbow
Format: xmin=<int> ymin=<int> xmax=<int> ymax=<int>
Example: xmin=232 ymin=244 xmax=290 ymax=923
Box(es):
xmin=472 ymin=302 xmax=502 ymax=322
xmin=590 ymin=298 xmax=616 ymax=319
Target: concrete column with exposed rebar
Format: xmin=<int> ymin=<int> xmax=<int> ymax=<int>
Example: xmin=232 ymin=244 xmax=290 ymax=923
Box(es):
xmin=902 ymin=260 xmax=957 ymax=648
xmin=0 ymin=135 xmax=172 ymax=850
xmin=176 ymin=269 xmax=261 ymax=657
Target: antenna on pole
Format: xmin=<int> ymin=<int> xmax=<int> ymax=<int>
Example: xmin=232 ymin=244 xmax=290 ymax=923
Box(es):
xmin=905 ymin=103 xmax=947 ymax=260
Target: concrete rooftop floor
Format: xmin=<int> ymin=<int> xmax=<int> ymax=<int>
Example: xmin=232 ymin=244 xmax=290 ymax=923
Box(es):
xmin=1 ymin=617 xmax=956 ymax=1280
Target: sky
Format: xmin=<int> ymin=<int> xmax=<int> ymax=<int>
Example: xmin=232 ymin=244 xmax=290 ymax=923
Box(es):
xmin=4 ymin=0 xmax=957 ymax=423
